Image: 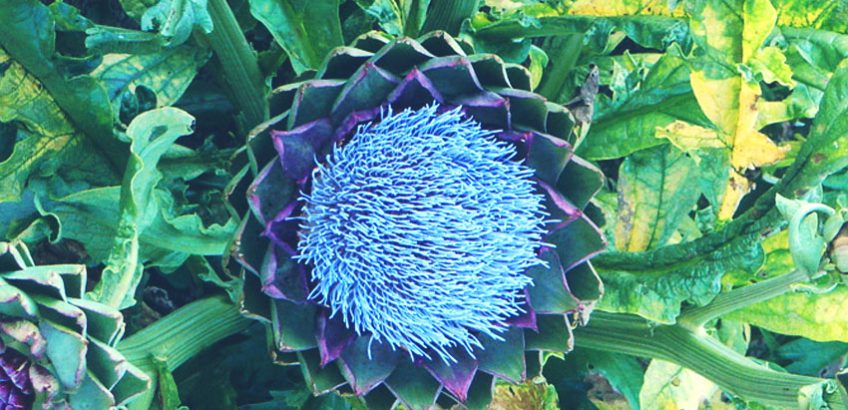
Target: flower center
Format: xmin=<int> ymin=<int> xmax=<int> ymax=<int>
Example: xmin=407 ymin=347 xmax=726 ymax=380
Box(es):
xmin=297 ymin=105 xmax=546 ymax=362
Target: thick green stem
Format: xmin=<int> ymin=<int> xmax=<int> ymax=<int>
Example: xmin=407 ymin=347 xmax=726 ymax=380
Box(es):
xmin=536 ymin=34 xmax=584 ymax=102
xmin=677 ymin=269 xmax=810 ymax=330
xmin=204 ymin=0 xmax=268 ymax=129
xmin=575 ymin=312 xmax=844 ymax=408
xmin=119 ymin=296 xmax=253 ymax=409
xmin=422 ymin=0 xmax=481 ymax=35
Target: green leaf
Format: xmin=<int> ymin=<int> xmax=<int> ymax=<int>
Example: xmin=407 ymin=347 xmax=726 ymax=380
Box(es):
xmin=782 ymin=27 xmax=848 ymax=98
xmin=573 ymin=348 xmax=645 ymax=410
xmin=91 ymin=45 xmax=210 ymax=113
xmin=40 ymin=187 xmax=234 ymax=263
xmin=667 ymin=0 xmax=804 ymax=219
xmin=0 ymin=49 xmax=119 ymax=203
xmin=89 ymin=107 xmax=195 ymax=309
xmin=142 ymin=0 xmax=214 ymax=47
xmin=0 ymin=0 xmax=123 ymax=170
xmin=777 ymin=339 xmax=848 ymax=377
xmin=354 ymin=0 xmax=431 ymax=37
xmin=578 ymin=50 xmax=708 ymax=160
xmin=118 ymin=0 xmax=159 ymax=19
xmin=639 ymin=359 xmax=717 ymax=410
xmin=84 ymin=26 xmax=166 ymax=55
xmin=614 ymin=144 xmax=700 ymax=251
xmin=727 ymin=285 xmax=848 ymax=343
xmin=779 ymin=62 xmax=848 ymax=198
xmin=249 ymin=0 xmax=344 ymax=74
xmin=152 ymin=356 xmax=186 ymax=409
xmin=773 ymin=0 xmax=848 ymax=32
xmin=421 ymin=0 xmax=479 ymax=35
xmin=597 ymin=233 xmax=765 ymax=323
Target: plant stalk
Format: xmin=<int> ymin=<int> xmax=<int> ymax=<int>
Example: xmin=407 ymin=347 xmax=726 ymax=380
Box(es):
xmin=119 ymin=296 xmax=253 ymax=409
xmin=422 ymin=0 xmax=481 ymax=35
xmin=204 ymin=0 xmax=268 ymax=129
xmin=575 ymin=311 xmax=844 ymax=408
xmin=677 ymin=269 xmax=811 ymax=330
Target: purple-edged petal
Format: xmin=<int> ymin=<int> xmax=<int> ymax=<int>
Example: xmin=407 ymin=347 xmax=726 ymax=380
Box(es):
xmin=288 ymin=80 xmax=346 ymax=128
xmin=545 ymin=102 xmax=574 ymax=139
xmin=0 ymin=321 xmax=46 ymax=359
xmin=564 ymin=262 xmax=604 ymax=325
xmin=418 ymin=56 xmax=483 ymax=98
xmin=423 ymin=351 xmax=478 ymax=403
xmin=524 ymin=314 xmax=574 ymax=353
xmin=316 ymin=313 xmax=355 ymax=366
xmin=546 ymin=214 xmax=607 ymax=272
xmin=387 ymin=68 xmax=444 ymax=109
xmin=317 ymin=47 xmax=374 ymax=80
xmin=504 ymin=63 xmax=532 ymax=91
xmin=418 ymin=31 xmax=470 ymax=57
xmin=262 ymin=201 xmax=300 ymax=251
xmin=454 ymin=91 xmax=509 ymax=130
xmin=468 ymin=54 xmax=511 ymax=89
xmin=526 ymin=131 xmax=573 ymax=185
xmin=331 ymin=62 xmax=400 ymax=124
xmin=536 ymin=179 xmax=581 ymax=229
xmin=371 ymin=38 xmax=435 ymax=75
xmin=271 ymin=119 xmax=334 ymax=181
xmin=247 ymin=160 xmax=297 ymax=225
xmin=259 ymin=243 xmax=308 ymax=302
xmin=476 ymin=327 xmax=526 ymax=383
xmin=507 ymin=290 xmax=537 ymax=331
xmin=525 ymin=248 xmax=580 ymax=314
xmin=333 ymin=107 xmax=382 ymax=142
xmin=338 ymin=336 xmax=401 ymax=395
xmin=496 ymin=87 xmax=547 ymax=130
xmin=271 ymin=299 xmax=318 ymax=352
xmin=558 ymin=155 xmax=605 ymax=210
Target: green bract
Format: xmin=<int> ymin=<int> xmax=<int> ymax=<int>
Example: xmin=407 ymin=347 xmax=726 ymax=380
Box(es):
xmin=0 ymin=242 xmax=149 ymax=408
xmin=231 ymin=31 xmax=606 ymax=409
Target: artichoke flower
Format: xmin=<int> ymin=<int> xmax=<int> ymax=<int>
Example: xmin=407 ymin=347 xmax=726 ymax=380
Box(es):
xmin=0 ymin=242 xmax=149 ymax=409
xmin=232 ymin=31 xmax=606 ymax=409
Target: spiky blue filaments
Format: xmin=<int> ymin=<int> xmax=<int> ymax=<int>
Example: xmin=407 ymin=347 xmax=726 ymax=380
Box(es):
xmin=296 ymin=105 xmax=547 ymax=363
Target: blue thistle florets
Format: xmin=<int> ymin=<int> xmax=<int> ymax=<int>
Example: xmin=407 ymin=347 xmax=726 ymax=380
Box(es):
xmin=296 ymin=104 xmax=547 ymax=363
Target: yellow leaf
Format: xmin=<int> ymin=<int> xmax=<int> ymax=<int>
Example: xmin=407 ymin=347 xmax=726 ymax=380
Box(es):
xmin=567 ymin=0 xmax=685 ymax=17
xmin=656 ymin=121 xmax=726 ymax=157
xmin=678 ymin=0 xmax=793 ymax=219
xmin=688 ymin=71 xmax=740 ymax=136
xmin=718 ymin=171 xmax=752 ymax=220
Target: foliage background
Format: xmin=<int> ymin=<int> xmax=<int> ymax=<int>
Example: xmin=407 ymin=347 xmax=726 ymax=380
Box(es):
xmin=2 ymin=0 xmax=848 ymax=408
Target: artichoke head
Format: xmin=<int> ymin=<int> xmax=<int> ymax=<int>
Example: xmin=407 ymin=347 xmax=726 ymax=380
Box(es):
xmin=0 ymin=242 xmax=149 ymax=409
xmin=231 ymin=31 xmax=606 ymax=409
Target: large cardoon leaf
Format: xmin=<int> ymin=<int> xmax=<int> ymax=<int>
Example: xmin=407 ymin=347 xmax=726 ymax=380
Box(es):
xmin=354 ymin=0 xmax=430 ymax=37
xmin=0 ymin=0 xmax=121 ymax=166
xmin=597 ymin=232 xmax=764 ymax=323
xmin=614 ymin=144 xmax=700 ymax=251
xmin=578 ymin=50 xmax=708 ymax=160
xmin=141 ymin=0 xmax=213 ymax=47
xmin=638 ymin=359 xmax=716 ymax=410
xmin=89 ymin=107 xmax=195 ymax=309
xmin=91 ymin=45 xmax=210 ymax=115
xmin=0 ymin=49 xmax=119 ymax=203
xmin=249 ymin=0 xmax=344 ymax=74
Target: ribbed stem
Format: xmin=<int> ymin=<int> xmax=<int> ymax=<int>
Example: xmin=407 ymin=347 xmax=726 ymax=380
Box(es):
xmin=575 ymin=312 xmax=843 ymax=408
xmin=536 ymin=34 xmax=583 ymax=102
xmin=119 ymin=296 xmax=252 ymax=409
xmin=204 ymin=0 xmax=268 ymax=129
xmin=677 ymin=269 xmax=810 ymax=330
xmin=422 ymin=0 xmax=480 ymax=35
